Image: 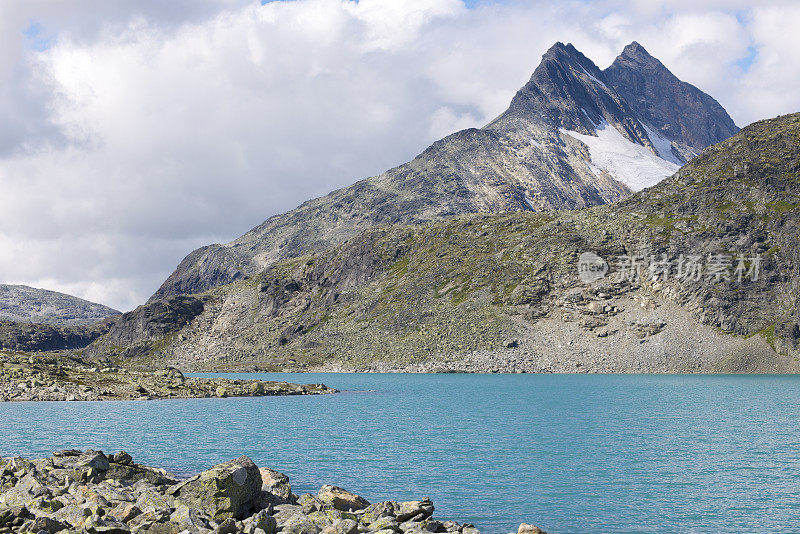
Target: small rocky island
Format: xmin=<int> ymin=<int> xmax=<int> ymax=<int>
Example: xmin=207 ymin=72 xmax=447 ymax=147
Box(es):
xmin=0 ymin=450 xmax=547 ymax=534
xmin=0 ymin=351 xmax=335 ymax=402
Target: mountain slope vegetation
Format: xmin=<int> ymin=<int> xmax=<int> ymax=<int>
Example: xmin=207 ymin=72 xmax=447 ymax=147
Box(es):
xmin=89 ymin=114 xmax=799 ymax=373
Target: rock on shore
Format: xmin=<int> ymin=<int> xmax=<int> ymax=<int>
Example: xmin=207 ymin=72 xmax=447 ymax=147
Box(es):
xmin=0 ymin=351 xmax=335 ymax=402
xmin=0 ymin=450 xmax=547 ymax=534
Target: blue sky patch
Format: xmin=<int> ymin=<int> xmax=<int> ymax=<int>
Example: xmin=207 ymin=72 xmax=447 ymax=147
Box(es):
xmin=23 ymin=21 xmax=55 ymax=52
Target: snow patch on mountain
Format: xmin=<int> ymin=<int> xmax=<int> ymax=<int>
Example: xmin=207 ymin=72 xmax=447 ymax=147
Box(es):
xmin=580 ymin=66 xmax=607 ymax=89
xmin=561 ymin=119 xmax=680 ymax=191
xmin=640 ymin=121 xmax=682 ymax=165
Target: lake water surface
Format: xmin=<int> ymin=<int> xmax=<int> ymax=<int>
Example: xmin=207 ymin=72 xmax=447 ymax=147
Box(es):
xmin=1 ymin=373 xmax=799 ymax=533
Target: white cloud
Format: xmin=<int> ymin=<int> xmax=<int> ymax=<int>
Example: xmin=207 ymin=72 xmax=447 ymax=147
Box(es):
xmin=0 ymin=0 xmax=797 ymax=311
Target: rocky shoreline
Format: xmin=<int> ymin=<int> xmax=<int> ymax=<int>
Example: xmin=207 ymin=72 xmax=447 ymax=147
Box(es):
xmin=0 ymin=351 xmax=335 ymax=402
xmin=0 ymin=450 xmax=546 ymax=534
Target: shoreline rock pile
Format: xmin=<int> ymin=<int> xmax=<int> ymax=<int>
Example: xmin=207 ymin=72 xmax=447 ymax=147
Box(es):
xmin=0 ymin=351 xmax=335 ymax=402
xmin=0 ymin=451 xmax=546 ymax=534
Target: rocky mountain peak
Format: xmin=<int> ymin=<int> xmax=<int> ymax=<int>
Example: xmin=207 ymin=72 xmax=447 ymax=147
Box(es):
xmin=618 ymin=41 xmax=655 ymax=62
xmin=604 ymin=41 xmax=739 ymax=155
xmin=495 ymin=40 xmax=649 ymax=148
xmin=608 ymin=42 xmax=673 ymax=81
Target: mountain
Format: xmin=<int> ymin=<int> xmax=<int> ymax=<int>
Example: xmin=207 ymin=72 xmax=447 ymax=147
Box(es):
xmin=0 ymin=319 xmax=111 ymax=352
xmin=0 ymin=284 xmax=120 ymax=326
xmin=149 ymin=41 xmax=738 ymax=302
xmin=604 ymin=42 xmax=740 ymax=157
xmin=88 ymin=113 xmax=800 ymax=373
xmin=0 ymin=284 xmax=119 ymax=352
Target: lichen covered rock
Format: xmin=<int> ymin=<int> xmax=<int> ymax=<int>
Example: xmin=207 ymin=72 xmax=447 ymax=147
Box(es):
xmin=172 ymin=456 xmax=262 ymax=521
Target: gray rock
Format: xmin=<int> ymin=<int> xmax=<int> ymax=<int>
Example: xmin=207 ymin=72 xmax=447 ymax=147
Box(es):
xmin=243 ymin=509 xmax=277 ymax=534
xmin=215 ymin=517 xmax=239 ymax=534
xmin=440 ymin=521 xmax=461 ymax=532
xmin=320 ymin=518 xmax=359 ymax=534
xmin=52 ymin=449 xmax=111 ymax=472
xmin=360 ymin=502 xmax=399 ymax=525
xmin=52 ymin=503 xmax=91 ymax=528
xmin=517 ymin=523 xmax=547 ymax=534
xmin=317 ymin=485 xmax=369 ymax=512
xmin=112 ymin=451 xmax=134 ymax=465
xmin=172 ymin=456 xmax=262 ymax=521
xmin=396 ymin=499 xmax=434 ymax=523
xmin=368 ymin=516 xmax=401 ymax=532
xmin=31 ymin=516 xmax=69 ymax=533
xmin=170 ymin=504 xmax=210 ymax=531
xmin=281 ymin=513 xmax=322 ymax=534
xmin=258 ymin=467 xmax=294 ymax=504
xmin=298 ymin=493 xmax=327 ymax=514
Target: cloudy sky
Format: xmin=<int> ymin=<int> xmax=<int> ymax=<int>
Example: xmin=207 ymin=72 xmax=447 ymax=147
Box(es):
xmin=0 ymin=0 xmax=798 ymax=311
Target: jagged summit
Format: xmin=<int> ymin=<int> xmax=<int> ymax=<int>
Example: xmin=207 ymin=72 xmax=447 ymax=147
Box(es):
xmin=604 ymin=41 xmax=739 ymax=156
xmin=148 ymin=41 xmax=740 ymax=302
xmin=491 ymin=41 xmax=651 ymax=147
xmin=618 ymin=41 xmax=653 ymax=62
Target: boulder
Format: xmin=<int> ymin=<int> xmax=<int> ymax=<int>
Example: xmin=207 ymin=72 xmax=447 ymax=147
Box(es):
xmin=108 ymin=503 xmax=141 ymax=522
xmin=317 ymin=485 xmax=369 ymax=512
xmin=320 ymin=518 xmax=359 ymax=534
xmin=106 ymin=462 xmax=179 ymax=487
xmin=282 ymin=513 xmax=322 ymax=534
xmin=135 ymin=487 xmax=174 ymax=515
xmin=172 ymin=456 xmax=262 ymax=521
xmin=259 ymin=467 xmax=295 ymax=504
xmin=243 ymin=509 xmax=277 ymax=534
xmin=111 ymin=451 xmax=134 ymax=465
xmin=85 ymin=514 xmax=130 ymax=534
xmin=517 ymin=523 xmax=546 ymax=534
xmin=169 ymin=504 xmax=209 ymax=531
xmin=216 ymin=517 xmax=239 ymax=533
xmin=369 ymin=516 xmax=401 ymax=532
xmin=273 ymin=503 xmax=304 ymax=524
xmin=52 ymin=450 xmax=111 ymax=472
xmin=360 ymin=501 xmax=399 ymax=525
xmin=298 ymin=493 xmax=327 ymax=514
xmin=440 ymin=520 xmax=461 ymax=532
xmin=396 ymin=499 xmax=434 ymax=522
xmin=306 ymin=509 xmax=353 ymax=529
xmin=32 ymin=516 xmax=69 ymax=533
xmin=53 ymin=503 xmax=92 ymax=528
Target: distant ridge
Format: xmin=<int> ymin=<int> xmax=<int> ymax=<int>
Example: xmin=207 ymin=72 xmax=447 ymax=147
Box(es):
xmin=0 ymin=284 xmax=120 ymax=326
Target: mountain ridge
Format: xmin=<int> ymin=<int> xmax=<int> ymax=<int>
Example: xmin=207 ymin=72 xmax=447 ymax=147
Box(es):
xmin=89 ymin=113 xmax=799 ymax=373
xmin=149 ymin=41 xmax=739 ymax=303
xmin=0 ymin=284 xmax=120 ymax=326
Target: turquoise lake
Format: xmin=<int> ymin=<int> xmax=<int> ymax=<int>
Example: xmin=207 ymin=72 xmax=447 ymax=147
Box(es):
xmin=1 ymin=373 xmax=799 ymax=533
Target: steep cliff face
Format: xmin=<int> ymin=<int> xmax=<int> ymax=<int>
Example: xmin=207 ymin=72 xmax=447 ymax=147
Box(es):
xmin=150 ymin=42 xmax=737 ymax=302
xmin=604 ymin=42 xmax=739 ymax=158
xmin=87 ymin=296 xmax=205 ymax=359
xmin=489 ymin=42 xmax=654 ymax=148
xmin=96 ymin=114 xmax=799 ymax=373
xmin=0 ymin=320 xmax=111 ymax=352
